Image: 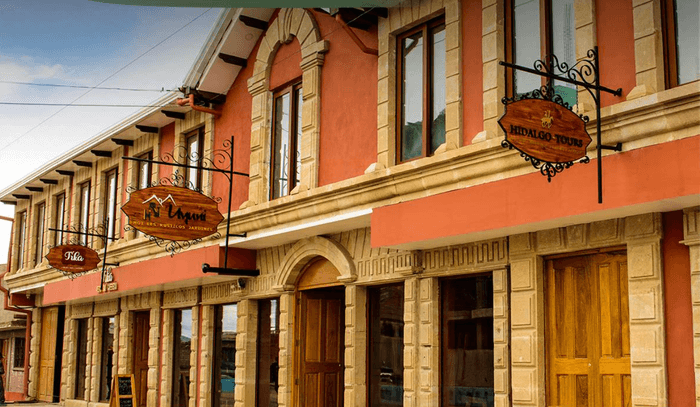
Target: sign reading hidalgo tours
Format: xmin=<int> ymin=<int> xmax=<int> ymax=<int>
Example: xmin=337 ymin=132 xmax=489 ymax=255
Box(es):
xmin=121 ymin=185 xmax=224 ymax=241
xmin=46 ymin=244 xmax=101 ymax=273
xmin=498 ymin=98 xmax=591 ymax=163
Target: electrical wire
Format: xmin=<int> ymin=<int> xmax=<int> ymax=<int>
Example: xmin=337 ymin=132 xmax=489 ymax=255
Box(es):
xmin=0 ymin=80 xmax=176 ymax=93
xmin=0 ymin=7 xmax=214 ymax=153
xmin=0 ymin=102 xmax=175 ymax=108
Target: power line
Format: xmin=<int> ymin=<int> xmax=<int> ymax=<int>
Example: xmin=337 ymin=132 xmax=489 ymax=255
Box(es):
xmin=0 ymin=102 xmax=174 ymax=107
xmin=0 ymin=80 xmax=177 ymax=93
xmin=0 ymin=7 xmax=213 ymax=153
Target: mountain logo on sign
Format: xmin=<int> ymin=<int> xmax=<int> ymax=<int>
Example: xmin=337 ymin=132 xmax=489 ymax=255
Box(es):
xmin=142 ymin=194 xmax=176 ymax=206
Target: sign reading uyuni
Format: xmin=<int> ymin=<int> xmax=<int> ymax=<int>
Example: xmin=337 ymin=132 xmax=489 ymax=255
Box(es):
xmin=121 ymin=185 xmax=224 ymax=241
xmin=46 ymin=244 xmax=101 ymax=273
xmin=498 ymin=98 xmax=591 ymax=163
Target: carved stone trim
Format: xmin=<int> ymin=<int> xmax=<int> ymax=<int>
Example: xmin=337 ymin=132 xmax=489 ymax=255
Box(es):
xmin=70 ymin=302 xmax=94 ymax=319
xmin=201 ymin=281 xmax=247 ymax=305
xmin=94 ymin=299 xmax=119 ymax=316
xmin=162 ymin=287 xmax=199 ymax=309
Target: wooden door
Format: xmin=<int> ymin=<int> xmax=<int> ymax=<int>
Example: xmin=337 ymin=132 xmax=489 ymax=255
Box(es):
xmin=298 ymin=289 xmax=344 ymax=407
xmin=546 ymin=252 xmax=631 ymax=407
xmin=37 ymin=307 xmax=58 ymax=402
xmin=133 ymin=312 xmax=150 ymax=407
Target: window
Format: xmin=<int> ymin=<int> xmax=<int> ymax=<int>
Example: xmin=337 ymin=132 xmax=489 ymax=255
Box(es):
xmin=256 ymin=299 xmax=280 ymax=407
xmin=186 ymin=129 xmax=203 ymax=191
xmin=173 ymin=309 xmax=192 ymax=407
xmin=271 ymin=83 xmax=302 ymax=199
xmin=506 ymin=0 xmax=577 ymax=106
xmin=212 ymin=304 xmax=237 ymax=407
xmin=54 ymin=193 xmax=66 ymax=246
xmin=441 ymin=276 xmax=494 ymax=407
xmin=13 ymin=337 xmax=25 ymax=369
xmin=16 ymin=211 xmax=27 ymax=270
xmin=78 ymin=181 xmax=91 ymax=246
xmin=137 ymin=151 xmax=153 ymax=190
xmin=75 ymin=318 xmax=89 ymax=400
xmin=368 ymin=285 xmax=404 ymax=406
xmin=103 ymin=169 xmax=118 ymax=240
xmin=99 ymin=317 xmax=115 ymax=401
xmin=663 ymin=0 xmax=700 ymax=87
xmin=34 ymin=202 xmax=46 ymax=266
xmin=398 ymin=18 xmax=446 ymax=162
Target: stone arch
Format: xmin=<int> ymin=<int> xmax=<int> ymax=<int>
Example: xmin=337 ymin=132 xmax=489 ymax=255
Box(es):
xmin=243 ymin=9 xmax=329 ymax=208
xmin=274 ymin=236 xmax=356 ymax=291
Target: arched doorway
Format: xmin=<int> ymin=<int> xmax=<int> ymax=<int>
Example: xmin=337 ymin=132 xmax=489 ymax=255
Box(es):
xmin=295 ymin=258 xmax=344 ymax=407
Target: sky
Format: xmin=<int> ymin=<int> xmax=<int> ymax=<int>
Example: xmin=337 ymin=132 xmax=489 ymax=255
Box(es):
xmin=0 ymin=0 xmax=222 ymax=263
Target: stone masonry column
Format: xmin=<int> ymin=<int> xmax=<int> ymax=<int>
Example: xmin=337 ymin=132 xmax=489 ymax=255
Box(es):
xmin=160 ymin=310 xmax=174 ymax=407
xmin=234 ymin=300 xmax=259 ymax=407
xmin=508 ymin=233 xmax=546 ymax=407
xmin=28 ymin=308 xmax=41 ymax=399
xmin=188 ymin=306 xmax=200 ymax=407
xmin=344 ymin=285 xmax=367 ymax=407
xmin=403 ymin=277 xmax=419 ymax=407
xmin=682 ymin=207 xmax=700 ymax=406
xmin=418 ymin=277 xmax=439 ymax=407
xmin=198 ymin=305 xmax=212 ymax=407
xmin=277 ymin=292 xmax=295 ymax=407
xmin=492 ymin=268 xmax=511 ymax=407
xmin=628 ymin=0 xmax=665 ymax=99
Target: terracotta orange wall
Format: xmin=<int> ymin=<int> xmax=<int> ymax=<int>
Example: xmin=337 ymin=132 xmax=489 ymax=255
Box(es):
xmin=314 ymin=11 xmax=378 ymax=186
xmin=463 ymin=0 xmax=484 ymax=144
xmin=212 ymin=36 xmax=263 ymax=213
xmin=372 ymin=136 xmax=700 ymax=247
xmin=160 ymin=123 xmax=175 ymax=179
xmin=269 ymin=37 xmax=302 ymax=89
xmin=597 ymin=0 xmax=636 ymax=107
xmin=662 ymin=211 xmax=696 ymax=406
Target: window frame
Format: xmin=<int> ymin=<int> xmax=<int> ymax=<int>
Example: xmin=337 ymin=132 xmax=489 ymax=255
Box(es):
xmin=661 ymin=0 xmax=700 ymax=88
xmin=270 ymin=81 xmax=303 ymax=200
xmin=13 ymin=336 xmax=25 ymax=369
xmin=256 ymin=298 xmax=281 ymax=407
xmin=74 ymin=318 xmax=89 ymax=400
xmin=103 ymin=168 xmax=118 ymax=240
xmin=212 ymin=303 xmax=238 ymax=407
xmin=78 ymin=181 xmax=91 ymax=246
xmin=16 ymin=211 xmax=27 ymax=270
xmin=99 ymin=316 xmax=115 ymax=402
xmin=185 ymin=129 xmax=204 ymax=191
xmin=34 ymin=201 xmax=46 ymax=266
xmin=137 ymin=151 xmax=153 ymax=190
xmin=54 ymin=193 xmax=66 ymax=246
xmin=396 ymin=16 xmax=446 ymax=163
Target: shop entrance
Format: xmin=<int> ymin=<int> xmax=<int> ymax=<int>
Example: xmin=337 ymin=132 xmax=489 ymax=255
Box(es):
xmin=545 ymin=251 xmax=631 ymax=407
xmin=132 ymin=311 xmax=150 ymax=407
xmin=295 ymin=258 xmax=344 ymax=407
xmin=37 ymin=306 xmax=64 ymax=402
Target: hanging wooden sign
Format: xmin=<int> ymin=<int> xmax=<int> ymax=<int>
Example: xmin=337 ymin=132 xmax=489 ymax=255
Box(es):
xmin=46 ymin=244 xmax=101 ymax=273
xmin=498 ymin=98 xmax=591 ymax=163
xmin=121 ymin=185 xmax=224 ymax=241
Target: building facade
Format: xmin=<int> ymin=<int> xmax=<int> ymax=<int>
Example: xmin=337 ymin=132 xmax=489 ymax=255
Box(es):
xmin=0 ymin=2 xmax=698 ymax=407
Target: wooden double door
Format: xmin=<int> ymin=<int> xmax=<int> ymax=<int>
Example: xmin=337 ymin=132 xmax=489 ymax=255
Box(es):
xmin=38 ymin=306 xmax=64 ymax=402
xmin=133 ymin=311 xmax=150 ymax=407
xmin=296 ymin=288 xmax=344 ymax=407
xmin=546 ymin=252 xmax=631 ymax=407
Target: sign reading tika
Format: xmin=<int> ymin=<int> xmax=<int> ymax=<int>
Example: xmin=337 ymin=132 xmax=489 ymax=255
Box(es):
xmin=46 ymin=244 xmax=101 ymax=273
xmin=121 ymin=185 xmax=224 ymax=241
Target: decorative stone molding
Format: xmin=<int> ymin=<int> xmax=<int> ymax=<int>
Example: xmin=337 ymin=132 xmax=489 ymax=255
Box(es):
xmin=274 ymin=236 xmax=356 ymax=290
xmin=574 ymin=0 xmax=597 ymax=111
xmin=422 ymin=237 xmax=508 ymax=273
xmin=508 ymin=214 xmax=668 ymax=407
xmin=375 ymin=0 xmax=462 ymax=169
xmin=482 ymin=0 xmax=505 ymax=139
xmin=71 ymin=302 xmax=94 ymax=319
xmin=94 ymin=299 xmax=119 ymax=317
xmin=163 ymin=287 xmax=199 ymax=309
xmin=277 ymin=293 xmax=294 ymax=407
xmin=198 ymin=305 xmax=212 ymax=407
xmin=417 ymin=277 xmax=440 ymax=406
xmin=28 ymin=308 xmax=41 ymax=398
xmin=201 ymin=281 xmax=246 ymax=304
xmin=245 ymin=8 xmax=328 ymax=207
xmin=681 ymin=206 xmax=700 ymax=406
xmin=189 ymin=306 xmax=199 ymax=407
xmin=493 ymin=268 xmax=511 ymax=407
xmin=160 ymin=310 xmax=175 ymax=407
xmin=628 ymin=0 xmax=665 ymax=99
xmin=403 ymin=277 xmax=419 ymax=407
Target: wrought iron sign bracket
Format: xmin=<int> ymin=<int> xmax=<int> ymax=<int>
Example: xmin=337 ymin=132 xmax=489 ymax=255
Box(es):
xmin=500 ymin=46 xmax=623 ymax=203
xmin=122 ymin=136 xmax=253 ymax=275
xmin=48 ymin=218 xmax=118 ymax=291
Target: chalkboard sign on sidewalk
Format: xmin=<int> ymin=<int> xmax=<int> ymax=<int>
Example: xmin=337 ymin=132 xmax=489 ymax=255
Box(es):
xmin=110 ymin=374 xmax=137 ymax=407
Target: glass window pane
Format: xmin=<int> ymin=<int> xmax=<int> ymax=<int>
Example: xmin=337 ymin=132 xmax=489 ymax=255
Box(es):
xmin=100 ymin=317 xmax=115 ymax=401
xmin=187 ymin=134 xmax=201 ymax=190
xmin=35 ymin=203 xmax=45 ymax=265
xmin=173 ymin=309 xmax=192 ymax=407
xmin=214 ymin=304 xmax=237 ymax=407
xmin=105 ymin=171 xmax=117 ymax=239
xmin=295 ymin=88 xmax=303 ymax=190
xmin=17 ymin=212 xmax=26 ymax=269
xmin=513 ymin=0 xmax=541 ymax=96
xmin=13 ymin=337 xmax=25 ymax=369
xmin=551 ymin=0 xmax=577 ymax=106
xmin=675 ymin=0 xmax=700 ymax=84
xmin=368 ymin=285 xmax=404 ymax=406
xmin=55 ymin=194 xmax=65 ymax=246
xmin=441 ymin=276 xmax=494 ymax=407
xmin=257 ymin=299 xmax=280 ymax=407
xmin=75 ymin=318 xmax=89 ymax=400
xmin=431 ymin=24 xmax=446 ymax=154
xmin=138 ymin=152 xmax=152 ymax=190
xmin=80 ymin=182 xmax=90 ymax=246
xmin=402 ymin=31 xmax=424 ymax=161
xmin=272 ymin=93 xmax=291 ymax=199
